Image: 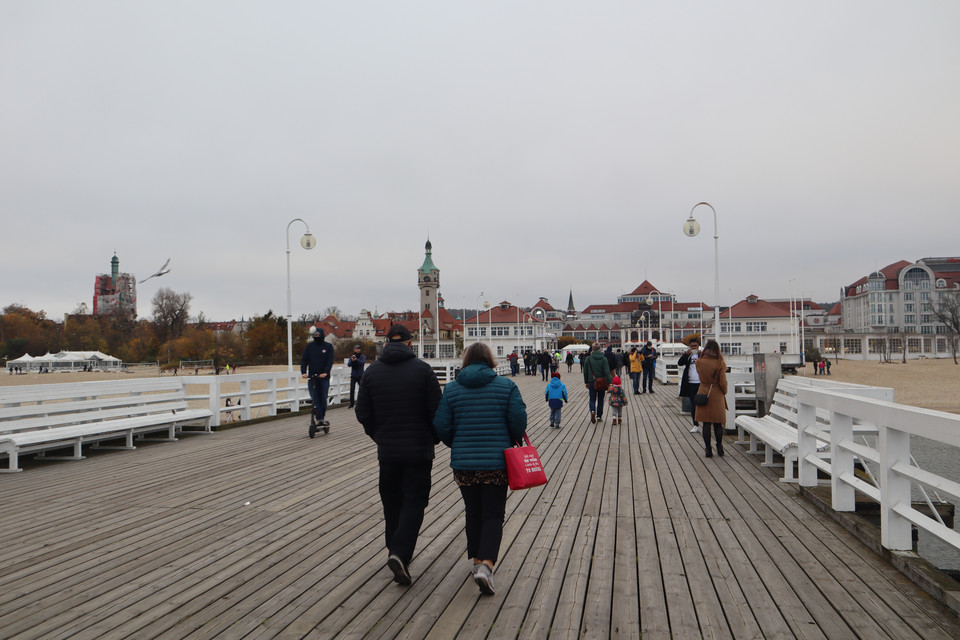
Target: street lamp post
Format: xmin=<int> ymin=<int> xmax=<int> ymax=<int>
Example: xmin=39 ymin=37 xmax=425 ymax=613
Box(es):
xmin=646 ymin=292 xmax=663 ymax=344
xmin=684 ymin=202 xmax=721 ymax=346
xmin=286 ymin=218 xmax=316 ymax=372
xmin=640 ymin=311 xmax=651 ymax=342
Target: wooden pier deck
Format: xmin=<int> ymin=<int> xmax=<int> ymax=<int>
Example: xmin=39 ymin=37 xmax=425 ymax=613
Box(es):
xmin=1 ymin=370 xmax=958 ymax=639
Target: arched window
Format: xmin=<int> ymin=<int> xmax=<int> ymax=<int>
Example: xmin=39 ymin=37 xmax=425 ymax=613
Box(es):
xmin=902 ymin=267 xmax=931 ymax=290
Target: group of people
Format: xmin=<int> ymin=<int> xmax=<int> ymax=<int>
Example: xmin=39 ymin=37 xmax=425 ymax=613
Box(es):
xmin=355 ymin=324 xmax=527 ymax=597
xmin=811 ymin=358 xmax=832 ymax=375
xmin=511 ymin=349 xmax=565 ymax=380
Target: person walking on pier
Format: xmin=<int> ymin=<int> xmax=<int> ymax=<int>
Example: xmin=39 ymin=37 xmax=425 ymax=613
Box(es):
xmin=347 ymin=344 xmax=366 ymax=409
xmin=628 ymin=347 xmax=643 ymax=395
xmin=545 ymin=372 xmax=568 ymax=428
xmin=608 ymin=376 xmax=627 ymax=425
xmin=538 ymin=350 xmax=552 ymax=381
xmin=433 ymin=342 xmax=527 ymax=596
xmin=565 ymin=351 xmax=575 ymax=372
xmin=678 ymin=338 xmax=702 ymax=432
xmin=694 ymin=339 xmax=728 ymax=458
xmin=355 ymin=324 xmax=443 ymax=586
xmin=583 ymin=343 xmax=611 ymax=424
xmin=640 ymin=341 xmax=658 ymax=393
xmin=301 ymin=327 xmax=334 ymax=437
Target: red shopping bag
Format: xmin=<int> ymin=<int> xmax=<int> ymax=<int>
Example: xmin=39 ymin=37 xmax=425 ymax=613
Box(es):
xmin=504 ymin=434 xmax=548 ymax=490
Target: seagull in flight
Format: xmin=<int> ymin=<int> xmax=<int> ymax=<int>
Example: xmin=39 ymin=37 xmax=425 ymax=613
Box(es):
xmin=139 ymin=258 xmax=171 ymax=284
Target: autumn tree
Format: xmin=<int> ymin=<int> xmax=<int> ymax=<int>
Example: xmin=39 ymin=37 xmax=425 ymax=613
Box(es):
xmin=152 ymin=288 xmax=192 ymax=343
xmin=243 ymin=311 xmax=286 ymax=364
xmin=934 ymin=289 xmax=960 ymax=364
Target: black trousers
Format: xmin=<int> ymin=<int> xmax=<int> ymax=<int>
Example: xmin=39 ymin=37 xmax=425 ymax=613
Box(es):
xmin=349 ymin=376 xmax=361 ymax=405
xmin=702 ymin=422 xmax=724 ymax=453
xmin=378 ymin=460 xmax=433 ymax=565
xmin=459 ymin=483 xmax=508 ymax=564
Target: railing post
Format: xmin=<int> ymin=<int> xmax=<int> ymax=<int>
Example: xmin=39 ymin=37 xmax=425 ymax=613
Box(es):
xmin=797 ymin=399 xmax=818 ymax=487
xmin=880 ymin=425 xmax=913 ymax=550
xmin=208 ymin=377 xmax=221 ymax=428
xmin=267 ymin=377 xmax=278 ymax=417
xmin=830 ymin=410 xmax=855 ymax=511
xmin=240 ymin=379 xmax=251 ymax=421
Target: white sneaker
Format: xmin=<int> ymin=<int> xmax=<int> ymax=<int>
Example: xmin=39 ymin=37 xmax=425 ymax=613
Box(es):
xmin=690 ymin=425 xmax=701 ymax=433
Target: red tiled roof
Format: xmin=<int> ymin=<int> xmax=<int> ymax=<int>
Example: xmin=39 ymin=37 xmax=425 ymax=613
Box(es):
xmin=726 ymin=297 xmax=790 ymax=319
xmin=531 ymin=298 xmax=556 ymax=312
xmin=844 ymin=260 xmax=912 ymax=296
xmin=626 ymin=280 xmax=660 ymax=296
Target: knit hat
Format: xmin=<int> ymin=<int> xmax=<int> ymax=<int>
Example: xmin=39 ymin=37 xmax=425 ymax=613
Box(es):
xmin=551 ymin=372 xmax=561 ymax=379
xmin=612 ymin=376 xmax=622 ymax=385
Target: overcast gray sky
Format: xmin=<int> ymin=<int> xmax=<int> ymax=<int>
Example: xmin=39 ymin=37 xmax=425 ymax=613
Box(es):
xmin=2 ymin=1 xmax=958 ymax=322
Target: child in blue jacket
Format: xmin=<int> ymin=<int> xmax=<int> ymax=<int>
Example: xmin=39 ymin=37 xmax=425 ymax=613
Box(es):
xmin=545 ymin=372 xmax=568 ymax=429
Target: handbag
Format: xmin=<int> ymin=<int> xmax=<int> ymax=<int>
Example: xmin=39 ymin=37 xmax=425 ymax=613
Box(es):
xmin=504 ymin=434 xmax=548 ymax=490
xmin=693 ymin=369 xmax=717 ymax=406
xmin=593 ymin=376 xmax=608 ymax=391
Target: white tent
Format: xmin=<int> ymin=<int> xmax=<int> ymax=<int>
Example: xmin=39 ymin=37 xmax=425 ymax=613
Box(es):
xmin=14 ymin=351 xmax=122 ymax=371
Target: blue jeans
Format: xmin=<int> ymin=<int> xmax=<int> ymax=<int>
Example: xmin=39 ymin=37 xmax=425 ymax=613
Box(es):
xmin=308 ymin=377 xmax=330 ymax=422
xmin=550 ymin=407 xmax=562 ymax=425
xmin=630 ymin=371 xmax=640 ymax=393
xmin=588 ymin=386 xmax=606 ymax=417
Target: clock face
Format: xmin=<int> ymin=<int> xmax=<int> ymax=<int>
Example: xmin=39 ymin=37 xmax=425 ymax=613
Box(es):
xmin=423 ymin=276 xmax=430 ymax=282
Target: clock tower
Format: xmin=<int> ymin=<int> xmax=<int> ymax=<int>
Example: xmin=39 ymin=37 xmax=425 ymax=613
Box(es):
xmin=418 ymin=239 xmax=440 ymax=335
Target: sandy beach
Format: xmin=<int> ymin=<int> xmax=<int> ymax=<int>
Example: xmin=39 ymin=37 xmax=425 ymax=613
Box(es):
xmin=3 ymin=358 xmax=958 ymax=414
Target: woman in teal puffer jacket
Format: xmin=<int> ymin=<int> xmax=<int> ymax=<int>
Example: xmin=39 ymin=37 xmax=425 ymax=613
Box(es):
xmin=433 ymin=342 xmax=527 ymax=596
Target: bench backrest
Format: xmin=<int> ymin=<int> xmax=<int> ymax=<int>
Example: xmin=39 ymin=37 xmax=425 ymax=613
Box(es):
xmin=0 ymin=378 xmax=183 ymax=406
xmin=0 ymin=378 xmax=190 ymax=435
xmin=770 ymin=377 xmax=893 ymax=430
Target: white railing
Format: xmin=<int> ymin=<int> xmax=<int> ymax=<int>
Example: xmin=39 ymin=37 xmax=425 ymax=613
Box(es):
xmin=655 ymin=358 xmax=680 ymax=385
xmin=183 ymin=360 xmax=511 ymax=427
xmin=796 ymin=388 xmax=960 ymax=553
xmin=184 ymin=368 xmax=350 ymax=427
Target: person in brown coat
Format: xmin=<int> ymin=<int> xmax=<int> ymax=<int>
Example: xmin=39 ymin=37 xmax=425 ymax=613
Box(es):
xmin=694 ymin=340 xmax=728 ymax=458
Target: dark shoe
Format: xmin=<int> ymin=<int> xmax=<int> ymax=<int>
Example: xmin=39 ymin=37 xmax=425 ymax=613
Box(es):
xmin=717 ymin=443 xmax=724 ymax=456
xmin=348 ymin=403 xmax=354 ymax=409
xmin=323 ymin=426 xmax=330 ymax=434
xmin=474 ymin=564 xmax=495 ymax=595
xmin=387 ymin=554 xmax=411 ymax=585
xmin=590 ymin=412 xmax=596 ymax=424
xmin=705 ymin=449 xmax=713 ymax=458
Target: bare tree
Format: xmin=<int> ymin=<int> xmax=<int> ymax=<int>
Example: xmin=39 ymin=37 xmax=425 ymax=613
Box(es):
xmin=152 ymin=288 xmax=192 ymax=342
xmin=933 ymin=289 xmax=960 ymax=364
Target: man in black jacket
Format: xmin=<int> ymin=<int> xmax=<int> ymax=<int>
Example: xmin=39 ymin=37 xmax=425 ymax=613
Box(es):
xmin=355 ymin=324 xmax=442 ymax=586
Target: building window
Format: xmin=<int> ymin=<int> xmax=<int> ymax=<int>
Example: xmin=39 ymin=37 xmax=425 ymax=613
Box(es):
xmin=904 ymin=303 xmax=914 ymax=312
xmin=908 ymin=338 xmax=922 ymax=353
xmin=904 ymin=315 xmax=915 ymax=324
xmin=752 ymin=342 xmax=761 ymax=353
xmin=921 ymin=326 xmax=934 ymax=334
xmin=846 ymin=339 xmax=862 ymax=354
xmin=779 ymin=342 xmax=787 ymax=353
xmin=721 ymin=321 xmax=741 ymax=332
xmin=869 ymin=338 xmax=885 ymax=354
xmin=727 ymin=343 xmax=742 ymax=355
xmin=904 ymin=292 xmax=914 ymax=301
xmin=745 ymin=321 xmax=767 ymax=332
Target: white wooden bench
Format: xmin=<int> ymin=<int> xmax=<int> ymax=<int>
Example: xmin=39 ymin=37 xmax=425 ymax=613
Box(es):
xmin=735 ymin=377 xmax=891 ymax=483
xmin=0 ymin=378 xmax=213 ymax=472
